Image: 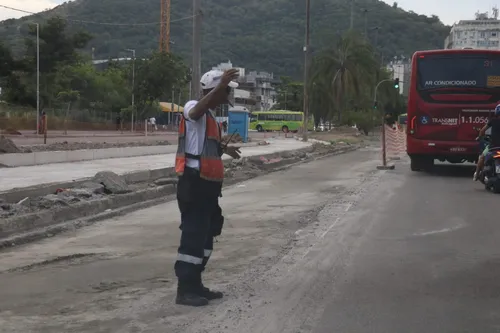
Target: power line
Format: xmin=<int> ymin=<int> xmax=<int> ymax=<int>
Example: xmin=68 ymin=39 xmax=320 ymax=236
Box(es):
xmin=0 ymin=4 xmax=195 ymax=27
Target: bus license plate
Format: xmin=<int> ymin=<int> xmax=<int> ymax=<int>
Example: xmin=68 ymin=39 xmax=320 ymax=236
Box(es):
xmin=495 ymin=165 xmax=500 ymax=174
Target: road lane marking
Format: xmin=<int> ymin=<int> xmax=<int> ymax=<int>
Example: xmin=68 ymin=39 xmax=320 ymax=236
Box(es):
xmin=413 ymin=224 xmax=466 ymax=237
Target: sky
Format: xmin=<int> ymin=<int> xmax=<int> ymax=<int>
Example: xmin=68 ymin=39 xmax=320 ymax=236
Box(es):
xmin=0 ymin=0 xmax=495 ymax=25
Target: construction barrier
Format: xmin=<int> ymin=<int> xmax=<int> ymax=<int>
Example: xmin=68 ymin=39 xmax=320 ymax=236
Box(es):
xmin=384 ymin=124 xmax=406 ymax=160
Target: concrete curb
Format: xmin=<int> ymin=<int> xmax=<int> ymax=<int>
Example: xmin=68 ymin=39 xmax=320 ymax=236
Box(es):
xmin=0 ymin=145 xmax=359 ymax=249
xmin=0 ymin=145 xmax=176 ymax=167
xmin=1 ymin=142 xmax=265 ymax=168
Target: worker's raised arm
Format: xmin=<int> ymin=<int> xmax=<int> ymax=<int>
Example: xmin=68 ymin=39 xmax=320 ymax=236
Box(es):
xmin=188 ymin=69 xmax=239 ymax=121
xmin=479 ymin=123 xmax=491 ymax=137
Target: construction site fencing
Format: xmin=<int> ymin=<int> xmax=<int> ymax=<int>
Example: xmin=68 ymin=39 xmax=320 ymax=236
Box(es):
xmin=383 ymin=124 xmax=407 ymax=160
xmin=0 ymin=104 xmax=173 ymax=133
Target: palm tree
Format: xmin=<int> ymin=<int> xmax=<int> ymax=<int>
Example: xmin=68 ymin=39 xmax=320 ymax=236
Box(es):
xmin=309 ymin=31 xmax=378 ymax=123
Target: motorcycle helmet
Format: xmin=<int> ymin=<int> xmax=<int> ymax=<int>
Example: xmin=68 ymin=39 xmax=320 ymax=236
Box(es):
xmin=495 ymin=104 xmax=500 ymax=116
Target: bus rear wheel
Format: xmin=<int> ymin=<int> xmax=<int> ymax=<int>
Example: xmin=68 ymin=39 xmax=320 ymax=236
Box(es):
xmin=256 ymin=125 xmax=263 ymax=132
xmin=282 ymin=126 xmax=289 ymax=133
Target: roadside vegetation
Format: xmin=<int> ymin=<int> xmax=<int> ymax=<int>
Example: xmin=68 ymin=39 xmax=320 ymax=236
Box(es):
xmin=272 ymin=31 xmax=406 ymax=135
xmin=0 ymin=17 xmax=189 ymax=132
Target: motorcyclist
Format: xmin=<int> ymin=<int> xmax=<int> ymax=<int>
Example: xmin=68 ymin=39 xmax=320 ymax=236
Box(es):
xmin=474 ymin=104 xmax=500 ymax=180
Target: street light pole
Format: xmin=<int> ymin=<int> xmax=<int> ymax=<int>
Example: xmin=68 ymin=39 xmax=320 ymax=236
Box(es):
xmin=362 ymin=9 xmax=368 ymax=37
xmin=126 ymin=49 xmax=136 ymax=132
xmin=36 ymin=23 xmax=40 ymax=135
xmin=192 ymin=0 xmax=202 ymax=100
xmin=302 ymin=0 xmax=310 ymax=141
xmin=16 ymin=22 xmax=40 ymax=134
xmin=350 ymin=0 xmax=355 ymax=30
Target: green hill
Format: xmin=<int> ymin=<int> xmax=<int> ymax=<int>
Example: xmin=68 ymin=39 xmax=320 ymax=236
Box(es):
xmin=0 ymin=0 xmax=450 ymax=77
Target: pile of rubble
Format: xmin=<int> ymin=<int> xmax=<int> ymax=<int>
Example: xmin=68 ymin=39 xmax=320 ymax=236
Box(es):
xmin=18 ymin=140 xmax=171 ymax=153
xmin=222 ymin=133 xmax=245 ymax=143
xmin=0 ymin=135 xmax=21 ymax=154
xmin=0 ymin=171 xmax=132 ymax=218
xmin=0 ymin=143 xmax=355 ymax=222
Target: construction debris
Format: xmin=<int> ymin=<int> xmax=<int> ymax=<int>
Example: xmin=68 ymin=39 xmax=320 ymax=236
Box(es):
xmin=94 ymin=171 xmax=131 ymax=194
xmin=0 ymin=135 xmax=21 ymax=154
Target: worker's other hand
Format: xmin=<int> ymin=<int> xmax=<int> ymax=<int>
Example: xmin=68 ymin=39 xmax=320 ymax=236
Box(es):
xmin=220 ymin=69 xmax=239 ymax=86
xmin=224 ymin=146 xmax=241 ymax=159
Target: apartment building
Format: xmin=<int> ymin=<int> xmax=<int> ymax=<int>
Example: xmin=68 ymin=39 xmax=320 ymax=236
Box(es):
xmin=212 ymin=61 xmax=278 ymax=111
xmin=444 ymin=8 xmax=500 ymax=50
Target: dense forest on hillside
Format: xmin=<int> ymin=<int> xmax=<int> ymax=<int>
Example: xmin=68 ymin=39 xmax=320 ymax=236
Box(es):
xmin=0 ymin=0 xmax=449 ymax=77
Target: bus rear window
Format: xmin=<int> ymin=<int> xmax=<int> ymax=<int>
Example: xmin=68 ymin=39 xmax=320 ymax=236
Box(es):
xmin=417 ymin=54 xmax=500 ymax=90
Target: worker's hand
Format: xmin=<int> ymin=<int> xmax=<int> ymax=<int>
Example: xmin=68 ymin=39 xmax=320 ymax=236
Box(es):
xmin=224 ymin=146 xmax=241 ymax=159
xmin=220 ymin=69 xmax=239 ymax=87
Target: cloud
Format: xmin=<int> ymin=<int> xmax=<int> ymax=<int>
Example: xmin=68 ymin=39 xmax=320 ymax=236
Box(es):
xmin=0 ymin=0 xmax=60 ymax=22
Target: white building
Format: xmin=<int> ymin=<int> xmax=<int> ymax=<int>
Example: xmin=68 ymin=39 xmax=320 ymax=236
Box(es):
xmin=445 ymin=8 xmax=500 ymax=50
xmin=211 ymin=61 xmax=278 ymax=111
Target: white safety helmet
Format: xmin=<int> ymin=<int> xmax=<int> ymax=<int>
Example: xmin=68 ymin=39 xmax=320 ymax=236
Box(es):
xmin=200 ymin=69 xmax=239 ymax=91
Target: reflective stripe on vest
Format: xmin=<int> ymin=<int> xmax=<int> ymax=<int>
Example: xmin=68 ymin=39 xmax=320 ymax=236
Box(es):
xmin=175 ymin=112 xmax=224 ymax=182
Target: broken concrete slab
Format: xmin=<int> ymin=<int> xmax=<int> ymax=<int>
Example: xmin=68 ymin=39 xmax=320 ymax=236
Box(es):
xmin=94 ymin=171 xmax=131 ymax=194
xmin=0 ymin=135 xmax=21 ymax=154
xmin=79 ymin=182 xmax=105 ymax=195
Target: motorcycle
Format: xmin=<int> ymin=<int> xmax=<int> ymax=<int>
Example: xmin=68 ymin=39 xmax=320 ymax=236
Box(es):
xmin=477 ymin=135 xmax=500 ymax=193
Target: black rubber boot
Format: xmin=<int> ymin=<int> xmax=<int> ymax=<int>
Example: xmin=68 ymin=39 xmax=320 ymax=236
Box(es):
xmin=176 ymin=292 xmax=209 ymax=307
xmin=176 ymin=283 xmax=209 ymax=307
xmin=199 ymin=285 xmax=224 ymax=300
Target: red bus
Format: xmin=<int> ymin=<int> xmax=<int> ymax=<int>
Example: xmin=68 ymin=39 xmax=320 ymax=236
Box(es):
xmin=407 ymin=49 xmax=500 ymax=171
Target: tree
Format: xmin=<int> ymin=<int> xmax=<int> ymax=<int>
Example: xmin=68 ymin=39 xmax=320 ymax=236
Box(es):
xmin=310 ymin=31 xmax=378 ymax=123
xmin=133 ymin=51 xmax=188 ymax=119
xmin=2 ymin=17 xmax=92 ymax=110
xmin=0 ymin=43 xmax=29 ymax=104
xmin=306 ymin=31 xmax=402 ymax=133
xmin=272 ymin=76 xmax=303 ymax=111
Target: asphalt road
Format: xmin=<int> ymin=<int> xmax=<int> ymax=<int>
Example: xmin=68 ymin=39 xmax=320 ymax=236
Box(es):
xmin=1 ymin=147 xmax=498 ymax=332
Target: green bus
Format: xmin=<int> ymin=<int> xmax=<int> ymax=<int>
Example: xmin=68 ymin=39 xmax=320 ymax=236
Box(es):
xmin=249 ymin=110 xmax=313 ymax=132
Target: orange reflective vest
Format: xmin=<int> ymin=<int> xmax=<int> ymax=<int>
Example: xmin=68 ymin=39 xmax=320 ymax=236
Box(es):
xmin=175 ymin=112 xmax=224 ymax=182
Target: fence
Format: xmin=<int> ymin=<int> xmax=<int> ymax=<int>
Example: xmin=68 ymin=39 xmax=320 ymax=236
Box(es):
xmin=0 ymin=104 xmax=172 ymax=132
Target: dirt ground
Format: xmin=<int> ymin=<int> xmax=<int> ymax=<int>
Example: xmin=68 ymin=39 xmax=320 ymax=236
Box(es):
xmin=5 ymin=131 xmax=275 ymax=151
xmin=7 ymin=131 xmax=179 ymax=147
xmin=0 ymin=145 xmax=383 ymax=333
xmin=310 ymin=126 xmax=376 ymax=144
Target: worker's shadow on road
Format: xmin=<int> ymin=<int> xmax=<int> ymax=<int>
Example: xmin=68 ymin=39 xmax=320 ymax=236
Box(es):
xmin=417 ymin=164 xmax=475 ymax=178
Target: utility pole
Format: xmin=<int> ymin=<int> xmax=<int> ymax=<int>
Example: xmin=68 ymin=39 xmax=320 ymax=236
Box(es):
xmin=374 ymin=78 xmax=393 ymax=170
xmin=126 ymin=49 xmax=136 ymax=132
xmin=36 ymin=23 xmax=40 ymax=135
xmin=160 ymin=0 xmax=171 ymax=52
xmin=302 ymin=0 xmax=310 ymax=141
xmin=362 ymin=9 xmax=368 ymax=37
xmin=350 ymin=0 xmax=354 ymax=30
xmin=192 ymin=0 xmax=202 ymax=100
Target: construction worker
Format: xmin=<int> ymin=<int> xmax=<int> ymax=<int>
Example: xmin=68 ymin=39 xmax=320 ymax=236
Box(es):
xmin=174 ymin=68 xmax=241 ymax=306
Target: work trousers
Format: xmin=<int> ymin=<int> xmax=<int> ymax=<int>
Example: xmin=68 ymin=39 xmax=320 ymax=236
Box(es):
xmin=175 ymin=167 xmax=222 ymax=292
